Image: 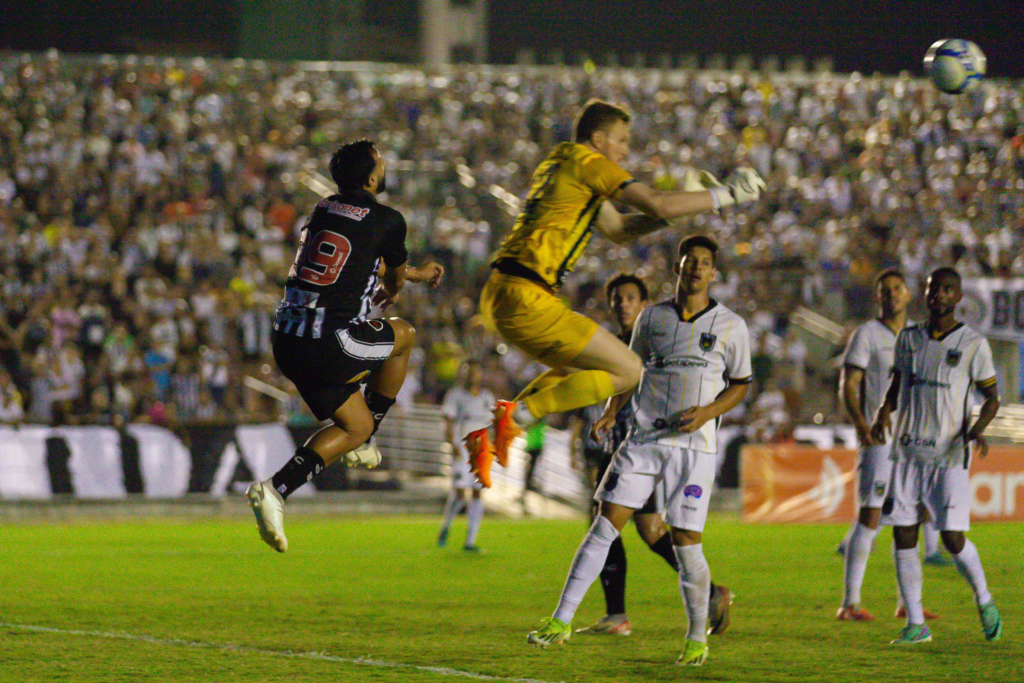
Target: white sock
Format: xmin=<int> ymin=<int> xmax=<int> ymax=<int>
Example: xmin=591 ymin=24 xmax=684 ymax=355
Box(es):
xmin=893 ymin=546 xmax=925 ymax=625
xmin=922 ymin=521 xmax=940 ymax=557
xmin=893 ymin=539 xmax=905 ymax=608
xmin=839 ymin=522 xmax=856 ymax=553
xmin=440 ymin=491 xmax=465 ymax=533
xmin=553 ymin=515 xmax=620 ymax=623
xmin=465 ymin=498 xmax=484 ymax=546
xmin=675 ymin=544 xmax=711 ymax=643
xmin=952 ymin=539 xmax=992 ymax=606
xmin=843 ymin=523 xmax=879 ymax=607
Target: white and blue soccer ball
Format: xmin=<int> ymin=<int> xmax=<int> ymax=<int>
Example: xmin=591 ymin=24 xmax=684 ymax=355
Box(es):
xmin=923 ymin=39 xmax=986 ymax=94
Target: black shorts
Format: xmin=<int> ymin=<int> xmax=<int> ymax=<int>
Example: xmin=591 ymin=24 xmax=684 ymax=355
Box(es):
xmin=272 ymin=319 xmax=395 ymax=421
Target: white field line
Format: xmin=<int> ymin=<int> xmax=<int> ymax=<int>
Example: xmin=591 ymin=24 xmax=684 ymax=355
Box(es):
xmin=0 ymin=622 xmax=564 ymax=683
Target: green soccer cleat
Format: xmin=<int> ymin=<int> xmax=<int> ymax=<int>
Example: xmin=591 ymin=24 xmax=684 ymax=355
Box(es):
xmin=527 ymin=617 xmax=572 ymax=648
xmin=979 ymin=602 xmax=1002 ymax=641
xmin=890 ymin=624 xmax=932 ymax=645
xmin=676 ymin=638 xmax=709 ymax=666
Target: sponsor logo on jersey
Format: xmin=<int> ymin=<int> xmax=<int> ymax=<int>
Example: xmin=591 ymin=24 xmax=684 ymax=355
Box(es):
xmin=899 ymin=433 xmax=937 ymax=449
xmin=651 ymin=356 xmax=709 ymax=369
xmin=320 ymin=199 xmax=371 ymax=221
xmin=699 ymin=333 xmax=716 ymax=352
xmin=683 ymin=484 xmax=703 ymax=498
xmin=946 ymin=349 xmax=962 ymax=367
xmin=906 ymin=372 xmax=950 ymax=389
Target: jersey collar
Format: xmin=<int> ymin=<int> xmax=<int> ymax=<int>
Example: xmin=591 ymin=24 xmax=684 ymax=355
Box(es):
xmin=673 ymin=298 xmax=718 ymax=323
xmin=926 ymin=321 xmax=963 ymax=342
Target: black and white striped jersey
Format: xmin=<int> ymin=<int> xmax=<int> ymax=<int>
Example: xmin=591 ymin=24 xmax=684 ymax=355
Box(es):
xmin=628 ymin=300 xmax=752 ymax=452
xmin=275 ymin=190 xmax=408 ymax=338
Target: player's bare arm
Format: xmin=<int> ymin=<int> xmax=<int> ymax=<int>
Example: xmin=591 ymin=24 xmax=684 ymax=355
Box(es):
xmin=967 ymin=380 xmax=1000 ymax=459
xmin=593 ymin=200 xmax=669 ymax=244
xmin=871 ymin=370 xmax=901 ymax=443
xmin=677 ymin=382 xmax=750 ymax=434
xmin=591 ymin=388 xmax=635 ymax=440
xmin=405 ymin=261 xmax=445 ymax=286
xmin=841 ymin=365 xmax=879 ymax=446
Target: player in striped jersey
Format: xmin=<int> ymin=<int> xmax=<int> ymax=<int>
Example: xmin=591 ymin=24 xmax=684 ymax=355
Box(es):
xmin=528 ymin=236 xmax=751 ymax=668
xmin=246 ymin=140 xmax=443 ymax=553
xmin=836 ymin=270 xmax=944 ymax=623
xmin=872 ymin=267 xmax=1002 ymax=645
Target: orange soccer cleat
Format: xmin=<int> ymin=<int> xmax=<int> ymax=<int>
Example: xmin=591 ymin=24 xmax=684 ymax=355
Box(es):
xmin=836 ymin=606 xmax=875 ymax=622
xmin=492 ymin=400 xmax=523 ymax=468
xmin=464 ymin=428 xmax=495 ymax=488
xmin=894 ymin=606 xmax=941 ymax=621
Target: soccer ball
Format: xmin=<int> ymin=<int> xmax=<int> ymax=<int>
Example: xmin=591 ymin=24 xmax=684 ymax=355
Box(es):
xmin=923 ymin=39 xmax=986 ymax=94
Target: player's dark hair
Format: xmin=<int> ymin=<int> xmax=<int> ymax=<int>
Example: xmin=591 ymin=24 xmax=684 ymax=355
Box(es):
xmin=605 ymin=272 xmax=650 ymax=303
xmin=329 ymin=139 xmax=377 ymax=192
xmin=929 ymin=266 xmax=962 ymax=287
xmin=573 ymin=100 xmax=631 ymax=144
xmin=874 ymin=268 xmax=906 ymax=287
xmin=677 ymin=234 xmax=719 ymax=266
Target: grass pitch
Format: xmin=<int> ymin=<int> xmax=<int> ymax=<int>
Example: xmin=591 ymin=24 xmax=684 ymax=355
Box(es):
xmin=0 ymin=512 xmax=1021 ymax=682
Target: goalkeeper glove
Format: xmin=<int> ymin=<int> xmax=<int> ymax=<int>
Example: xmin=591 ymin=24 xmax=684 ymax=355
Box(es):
xmin=708 ymin=167 xmax=766 ymax=212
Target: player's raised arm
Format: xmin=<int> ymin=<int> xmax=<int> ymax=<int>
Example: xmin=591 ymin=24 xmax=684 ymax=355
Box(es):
xmin=594 ymin=169 xmax=766 ymax=245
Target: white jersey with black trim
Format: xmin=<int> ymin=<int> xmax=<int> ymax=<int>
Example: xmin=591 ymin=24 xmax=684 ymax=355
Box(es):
xmin=892 ymin=322 xmax=997 ymax=467
xmin=844 ymin=318 xmax=900 ymax=445
xmin=442 ymin=386 xmax=496 ymax=458
xmin=628 ymin=299 xmax=752 ymax=453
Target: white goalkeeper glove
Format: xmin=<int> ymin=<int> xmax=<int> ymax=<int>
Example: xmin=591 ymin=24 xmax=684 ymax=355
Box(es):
xmin=682 ymin=169 xmax=723 ymax=192
xmin=707 ymin=167 xmax=766 ymax=212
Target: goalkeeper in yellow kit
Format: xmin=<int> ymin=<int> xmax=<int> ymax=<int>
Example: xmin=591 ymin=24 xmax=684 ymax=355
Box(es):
xmin=466 ymin=100 xmax=765 ymax=478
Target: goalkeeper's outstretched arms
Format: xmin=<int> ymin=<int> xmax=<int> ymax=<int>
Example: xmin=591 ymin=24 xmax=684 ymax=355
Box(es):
xmin=595 ymin=168 xmax=766 ymax=245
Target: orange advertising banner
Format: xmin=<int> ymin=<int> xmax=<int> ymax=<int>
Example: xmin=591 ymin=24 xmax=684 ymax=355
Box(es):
xmin=742 ymin=444 xmax=1024 ymax=523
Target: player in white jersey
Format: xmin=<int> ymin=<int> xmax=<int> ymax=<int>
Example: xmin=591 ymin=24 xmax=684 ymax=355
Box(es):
xmin=872 ymin=267 xmax=1002 ymax=645
xmin=836 ymin=270 xmax=944 ymax=622
xmin=438 ymin=360 xmax=495 ymax=551
xmin=527 ymin=236 xmax=752 ymax=668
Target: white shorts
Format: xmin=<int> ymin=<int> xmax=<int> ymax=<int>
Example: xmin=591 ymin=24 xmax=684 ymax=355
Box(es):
xmin=451 ymin=454 xmax=483 ymax=490
xmin=858 ymin=444 xmax=894 ymax=509
xmin=594 ymin=441 xmax=716 ymax=532
xmin=884 ymin=454 xmax=971 ymax=531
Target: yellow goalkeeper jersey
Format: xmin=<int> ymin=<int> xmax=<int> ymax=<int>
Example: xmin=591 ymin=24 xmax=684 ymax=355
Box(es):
xmin=493 ymin=142 xmax=634 ymax=289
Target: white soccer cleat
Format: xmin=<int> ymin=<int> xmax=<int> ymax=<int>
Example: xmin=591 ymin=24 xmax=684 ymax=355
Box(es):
xmin=346 ymin=439 xmax=383 ymax=468
xmin=245 ymin=480 xmax=288 ymax=553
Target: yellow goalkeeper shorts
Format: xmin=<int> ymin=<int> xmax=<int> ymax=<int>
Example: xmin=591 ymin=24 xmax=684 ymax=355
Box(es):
xmin=479 ymin=271 xmax=598 ymax=367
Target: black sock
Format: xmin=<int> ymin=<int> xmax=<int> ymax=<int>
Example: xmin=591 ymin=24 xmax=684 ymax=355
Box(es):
xmin=364 ymin=390 xmax=396 ymax=439
xmin=270 ymin=446 xmax=325 ymax=500
xmin=649 ymin=533 xmax=681 ymax=572
xmin=599 ymin=536 xmax=628 ymax=616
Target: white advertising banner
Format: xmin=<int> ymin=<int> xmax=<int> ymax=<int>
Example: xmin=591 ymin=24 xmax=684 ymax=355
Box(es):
xmin=959 ymin=278 xmax=1024 ymax=342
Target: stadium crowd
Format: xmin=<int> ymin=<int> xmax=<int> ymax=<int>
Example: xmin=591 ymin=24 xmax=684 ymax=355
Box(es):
xmin=0 ymin=51 xmax=1022 ymax=431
